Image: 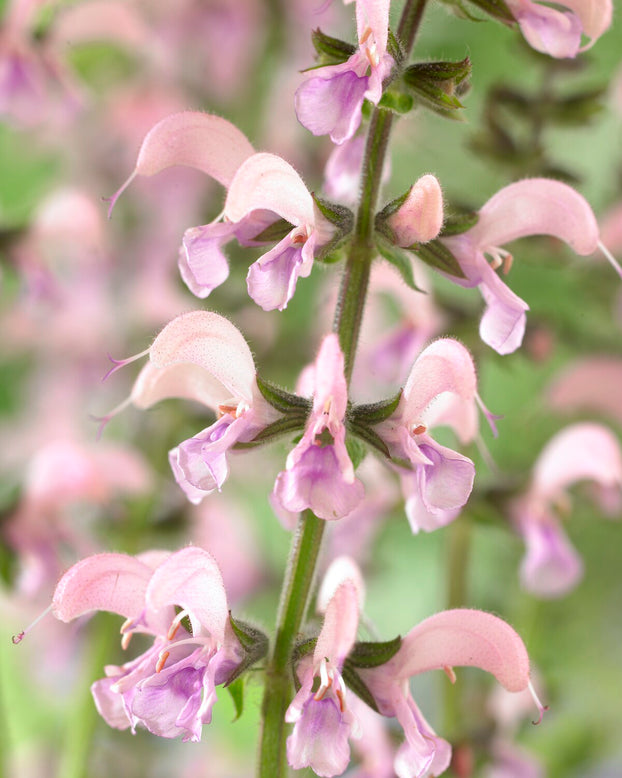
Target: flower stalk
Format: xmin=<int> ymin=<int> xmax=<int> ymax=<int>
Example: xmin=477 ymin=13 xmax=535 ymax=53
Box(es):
xmin=258 ymin=1 xmax=430 ymax=774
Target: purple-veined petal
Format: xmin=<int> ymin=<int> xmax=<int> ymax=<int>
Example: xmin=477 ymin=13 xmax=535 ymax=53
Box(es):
xmin=479 ymin=265 xmax=529 ymax=355
xmin=531 ymin=422 xmax=622 ymax=498
xmin=109 ymin=112 xmax=254 ymax=212
xmin=468 ymin=178 xmax=599 ymax=256
xmin=52 ymin=552 xmax=153 ymax=623
xmin=146 ymin=546 xmax=228 ymax=643
xmin=512 ymin=2 xmax=582 ymax=58
xmin=225 ymin=152 xmax=315 ymax=227
xmin=394 ymin=609 xmax=531 ymax=693
xmin=416 ymin=440 xmax=475 ymax=513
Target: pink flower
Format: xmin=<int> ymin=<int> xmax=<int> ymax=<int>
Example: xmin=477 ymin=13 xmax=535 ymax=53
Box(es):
xmin=505 ymin=0 xmax=612 ymax=58
xmin=387 ymin=175 xmax=444 ymax=248
xmin=126 ymin=311 xmax=279 ymax=504
xmin=52 ymin=547 xmax=243 ymax=741
xmin=547 ymin=356 xmax=622 ymax=427
xmin=272 ymin=335 xmax=365 ymax=521
xmin=376 ymin=339 xmax=483 ymax=533
xmin=360 ymin=610 xmax=536 ymax=778
xmin=286 ymin=558 xmax=363 ymax=776
xmin=441 ymin=179 xmax=601 ymax=355
xmin=511 ymin=423 xmax=622 ymax=598
xmin=224 ymin=152 xmax=336 ymax=311
xmin=295 ymin=0 xmax=393 ymax=144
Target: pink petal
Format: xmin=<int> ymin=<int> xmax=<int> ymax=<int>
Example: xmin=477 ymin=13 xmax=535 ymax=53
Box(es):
xmin=317 ymin=556 xmax=365 ymax=614
xmin=52 ymin=552 xmax=152 ymax=622
xmin=401 ymin=339 xmax=477 ymax=423
xmin=109 ymin=112 xmax=254 ymax=212
xmin=519 ymin=516 xmax=584 ymax=598
xmin=547 ymin=357 xmax=622 ymax=426
xmin=224 ymin=152 xmax=315 ymax=227
xmin=512 ymin=2 xmax=582 ymax=58
xmin=560 ymin=0 xmax=613 ymax=45
xmin=387 ymin=174 xmax=444 ymax=247
xmin=146 ymin=546 xmax=228 ymax=644
xmin=131 ymin=311 xmax=256 ymax=409
xmin=51 ymin=0 xmax=150 ymax=51
xmin=313 ymin=334 xmax=348 ymax=420
xmin=468 ymin=178 xmax=599 ymax=256
xmin=531 ymin=422 xmax=622 ymax=499
xmin=394 ymin=609 xmax=531 ymax=693
xmin=355 ymin=0 xmax=391 ymax=57
xmin=314 ymin=579 xmax=361 ymax=665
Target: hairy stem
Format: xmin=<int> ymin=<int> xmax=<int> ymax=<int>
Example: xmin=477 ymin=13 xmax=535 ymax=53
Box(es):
xmin=258 ymin=1 xmax=429 ymax=774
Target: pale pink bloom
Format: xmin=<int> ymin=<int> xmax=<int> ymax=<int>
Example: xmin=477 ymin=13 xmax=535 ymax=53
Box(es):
xmin=353 ymin=262 xmax=445 ymax=394
xmin=224 ymin=152 xmax=336 ymax=311
xmin=505 ymin=0 xmax=612 ymax=58
xmin=547 ymin=356 xmax=622 ymax=427
xmin=387 ymin=175 xmax=444 ymax=247
xmin=295 ymin=0 xmax=393 ymax=143
xmin=127 ymin=311 xmax=279 ymax=503
xmin=376 ymin=339 xmax=483 ymax=533
xmin=360 ymin=610 xmax=535 ymax=778
xmin=286 ymin=559 xmax=364 ymax=776
xmin=52 ymin=547 xmax=243 ymax=741
xmin=272 ymin=335 xmax=365 ymax=521
xmin=441 ymin=179 xmax=601 ymax=355
xmin=512 ymin=423 xmax=622 ymax=598
xmin=485 ymin=742 xmax=545 ymax=778
xmin=345 ymin=698 xmax=397 ymax=778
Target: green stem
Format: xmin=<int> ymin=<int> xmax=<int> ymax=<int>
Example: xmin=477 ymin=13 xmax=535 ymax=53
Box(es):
xmin=443 ymin=517 xmax=472 ymax=740
xmin=258 ymin=512 xmax=325 ymax=777
xmin=257 ymin=1 xmax=429 ymax=774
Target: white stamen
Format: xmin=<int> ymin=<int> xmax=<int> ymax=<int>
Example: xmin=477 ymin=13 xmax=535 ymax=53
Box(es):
xmin=598 ymin=240 xmax=622 ymax=280
xmin=12 ymin=605 xmax=53 ymax=644
xmin=528 ymin=679 xmax=548 ymax=725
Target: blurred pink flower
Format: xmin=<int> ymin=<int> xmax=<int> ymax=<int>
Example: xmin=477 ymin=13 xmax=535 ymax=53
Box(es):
xmin=511 ymin=422 xmax=622 ymax=598
xmin=547 ymin=356 xmax=622 ymax=427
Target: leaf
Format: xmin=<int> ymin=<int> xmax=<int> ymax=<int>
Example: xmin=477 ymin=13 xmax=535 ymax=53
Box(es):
xmin=375 ymin=235 xmax=425 ymax=292
xmin=233 ymin=415 xmax=308 ymax=449
xmin=350 ymin=390 xmax=403 ymax=425
xmin=348 ymin=420 xmax=391 ymax=460
xmin=378 ymin=89 xmax=414 ymax=115
xmin=408 ymin=240 xmax=466 ymax=279
xmin=348 ymin=636 xmax=402 ymax=668
xmin=250 ymin=218 xmax=294 ymax=244
xmin=311 ymin=28 xmax=356 ymax=64
xmin=311 ymin=193 xmax=354 ymax=232
xmin=255 ymin=374 xmax=312 ymax=413
xmin=226 ymin=677 xmax=245 ymax=721
xmin=225 ymin=614 xmax=269 ymax=687
xmin=345 ymin=436 xmax=367 ymax=470
xmin=341 ymin=662 xmax=379 ymax=712
xmin=439 ymin=209 xmax=479 ymax=237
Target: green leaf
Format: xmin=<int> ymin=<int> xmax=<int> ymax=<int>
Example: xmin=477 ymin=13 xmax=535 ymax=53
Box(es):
xmin=311 ymin=28 xmax=356 ymax=64
xmin=311 ymin=193 xmax=354 ymax=232
xmin=348 ymin=420 xmax=391 ymax=460
xmin=464 ymin=0 xmax=515 ymax=23
xmin=255 ymin=374 xmax=312 ymax=414
xmin=439 ymin=208 xmax=479 ymax=237
xmin=406 ymin=57 xmax=471 ymax=85
xmin=225 ymin=614 xmax=269 ymax=686
xmin=350 ymin=390 xmax=403 ymax=425
xmin=341 ymin=663 xmax=379 ymax=712
xmin=408 ymin=240 xmax=466 ymax=279
xmin=348 ymin=635 xmax=402 ymax=668
xmin=250 ymin=218 xmax=294 ymax=243
xmin=378 ymin=89 xmax=414 ymax=115
xmin=402 ymin=58 xmax=471 ymax=118
xmin=375 ymin=235 xmax=425 ymax=292
xmin=226 ymin=677 xmax=245 ymax=721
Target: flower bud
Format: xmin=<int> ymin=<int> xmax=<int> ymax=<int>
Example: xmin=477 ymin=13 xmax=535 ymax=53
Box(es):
xmin=387 ymin=174 xmax=443 ymax=246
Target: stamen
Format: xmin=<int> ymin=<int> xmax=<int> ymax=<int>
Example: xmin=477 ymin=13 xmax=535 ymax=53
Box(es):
xmin=102 ymin=348 xmax=150 ymax=382
xmin=314 ymin=658 xmax=332 ymax=701
xmin=475 ymin=391 xmax=502 ymax=438
xmin=102 ymin=170 xmax=137 ymax=219
xmin=598 ymin=240 xmax=622 ymax=280
xmin=121 ymin=632 xmax=133 ymax=650
xmin=412 ymin=424 xmax=427 ymax=435
xmin=156 ymin=650 xmax=170 ymax=673
xmin=364 ymin=42 xmax=379 ymax=69
xmin=335 ymin=686 xmax=346 ymax=713
xmin=359 ymin=26 xmax=372 ymax=45
xmin=528 ymin=679 xmax=549 ymax=725
xmin=443 ymin=665 xmax=457 ymax=684
xmin=502 ymin=252 xmax=514 ymax=275
xmin=91 ymin=396 xmax=133 ymax=440
xmin=218 ymin=404 xmax=239 ymax=419
xmin=11 ymin=605 xmax=53 ymax=644
xmin=167 ymin=609 xmax=191 ymax=641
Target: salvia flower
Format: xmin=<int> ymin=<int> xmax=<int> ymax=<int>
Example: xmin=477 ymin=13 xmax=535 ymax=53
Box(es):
xmin=440 ymin=178 xmax=602 ymax=355
xmin=511 ymin=422 xmax=622 ymax=598
xmin=286 ymin=557 xmax=364 ymax=776
xmin=224 ymin=152 xmax=336 ymax=311
xmin=272 ymin=334 xmax=365 ymax=520
xmin=52 ymin=547 xmax=243 ymax=741
xmin=376 ymin=338 xmax=482 ymax=533
xmin=126 ymin=310 xmax=279 ymax=504
xmin=360 ymin=609 xmax=537 ymax=778
xmin=505 ymin=0 xmax=613 ymax=59
xmin=295 ymin=0 xmax=393 ymax=144
xmin=387 ymin=174 xmax=444 ymax=248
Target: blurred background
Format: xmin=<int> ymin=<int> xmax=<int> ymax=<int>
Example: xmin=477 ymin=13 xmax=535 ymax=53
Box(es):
xmin=1 ymin=1 xmax=622 ymax=776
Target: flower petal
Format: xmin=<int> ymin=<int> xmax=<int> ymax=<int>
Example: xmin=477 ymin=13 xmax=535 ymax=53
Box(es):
xmin=146 ymin=546 xmax=228 ymax=644
xmin=519 ymin=516 xmax=584 ymax=598
xmin=394 ymin=609 xmax=531 ymax=693
xmin=52 ymin=552 xmax=153 ymax=622
xmin=314 ymin=579 xmax=361 ymax=665
xmin=225 ymin=152 xmax=315 ymax=227
xmin=468 ymin=178 xmax=599 ymax=256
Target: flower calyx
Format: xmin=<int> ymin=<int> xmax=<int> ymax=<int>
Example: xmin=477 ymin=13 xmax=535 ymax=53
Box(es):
xmin=342 ymin=636 xmax=402 ymax=713
xmin=402 ymin=56 xmax=472 ymax=119
xmin=347 ymin=390 xmax=404 ymax=463
xmin=225 ymin=613 xmax=269 ymax=686
xmin=311 ymin=193 xmax=354 ymax=263
xmin=311 ymin=28 xmax=357 ymax=67
xmin=442 ymin=0 xmax=515 ymax=25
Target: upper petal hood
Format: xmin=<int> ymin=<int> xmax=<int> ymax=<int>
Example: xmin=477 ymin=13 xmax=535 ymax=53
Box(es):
xmin=131 ymin=311 xmax=256 ymax=410
xmin=392 ymin=609 xmax=531 ymax=693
